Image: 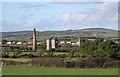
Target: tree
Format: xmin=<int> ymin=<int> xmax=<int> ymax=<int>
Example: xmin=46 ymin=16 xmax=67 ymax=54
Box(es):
xmin=98 ymin=40 xmax=118 ymax=57
xmin=12 ymin=49 xmax=22 ymax=58
xmin=2 ymin=39 xmax=7 ymax=44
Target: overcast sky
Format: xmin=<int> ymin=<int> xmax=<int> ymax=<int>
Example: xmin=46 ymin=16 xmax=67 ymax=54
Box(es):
xmin=1 ymin=0 xmax=118 ymax=32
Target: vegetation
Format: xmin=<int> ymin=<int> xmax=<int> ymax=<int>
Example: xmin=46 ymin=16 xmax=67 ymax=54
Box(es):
xmin=3 ymin=65 xmax=118 ymax=75
xmin=80 ymin=39 xmax=119 ymax=59
xmin=1 ymin=39 xmax=120 ymax=68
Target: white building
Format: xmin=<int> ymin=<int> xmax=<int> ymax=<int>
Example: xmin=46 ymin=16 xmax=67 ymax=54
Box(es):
xmin=71 ymin=42 xmax=76 ymax=45
xmin=12 ymin=42 xmax=16 ymax=44
xmin=37 ymin=42 xmax=40 ymax=45
xmin=60 ymin=41 xmax=65 ymax=44
xmin=7 ymin=42 xmax=12 ymax=44
xmin=66 ymin=41 xmax=71 ymax=44
xmin=16 ymin=42 xmax=22 ymax=45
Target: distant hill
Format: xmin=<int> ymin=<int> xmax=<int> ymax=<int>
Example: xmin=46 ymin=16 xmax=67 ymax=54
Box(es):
xmin=2 ymin=28 xmax=119 ymax=41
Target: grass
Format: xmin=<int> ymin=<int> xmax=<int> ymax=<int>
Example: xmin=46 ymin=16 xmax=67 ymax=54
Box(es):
xmin=2 ymin=65 xmax=119 ymax=75
xmin=2 ymin=58 xmax=32 ymax=62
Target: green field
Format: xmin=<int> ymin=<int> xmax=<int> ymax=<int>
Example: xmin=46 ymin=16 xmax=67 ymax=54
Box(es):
xmin=2 ymin=66 xmax=119 ymax=75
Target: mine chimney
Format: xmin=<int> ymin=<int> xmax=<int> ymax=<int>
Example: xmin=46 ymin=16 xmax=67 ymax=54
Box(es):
xmin=32 ymin=28 xmax=37 ymax=51
xmin=77 ymin=36 xmax=80 ymax=47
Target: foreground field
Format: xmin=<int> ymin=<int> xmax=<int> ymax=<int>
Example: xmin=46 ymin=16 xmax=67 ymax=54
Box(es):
xmin=2 ymin=66 xmax=118 ymax=75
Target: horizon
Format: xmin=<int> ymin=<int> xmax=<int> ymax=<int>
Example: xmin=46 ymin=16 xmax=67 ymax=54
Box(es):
xmin=1 ymin=27 xmax=119 ymax=33
xmin=1 ymin=2 xmax=118 ymax=32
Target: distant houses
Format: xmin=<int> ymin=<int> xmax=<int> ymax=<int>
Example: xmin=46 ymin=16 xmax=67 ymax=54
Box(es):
xmin=1 ymin=28 xmax=119 ymax=51
xmin=2 ymin=35 xmax=105 ymax=51
xmin=46 ymin=36 xmax=81 ymax=50
xmin=81 ymin=36 xmax=104 ymax=41
xmin=4 ymin=41 xmax=41 ymax=45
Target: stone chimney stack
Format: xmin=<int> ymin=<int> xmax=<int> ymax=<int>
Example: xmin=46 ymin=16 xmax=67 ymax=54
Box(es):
xmin=77 ymin=36 xmax=80 ymax=47
xmin=32 ymin=28 xmax=37 ymax=51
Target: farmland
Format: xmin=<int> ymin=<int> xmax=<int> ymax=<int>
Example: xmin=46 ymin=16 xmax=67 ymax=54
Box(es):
xmin=2 ymin=65 xmax=118 ymax=75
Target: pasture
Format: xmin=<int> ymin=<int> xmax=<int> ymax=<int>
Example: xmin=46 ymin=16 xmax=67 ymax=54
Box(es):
xmin=2 ymin=65 xmax=118 ymax=75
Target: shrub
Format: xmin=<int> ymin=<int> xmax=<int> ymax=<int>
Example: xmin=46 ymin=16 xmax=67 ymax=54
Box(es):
xmin=57 ymin=54 xmax=68 ymax=58
xmin=31 ymin=57 xmax=64 ymax=67
xmin=65 ymin=61 xmax=75 ymax=68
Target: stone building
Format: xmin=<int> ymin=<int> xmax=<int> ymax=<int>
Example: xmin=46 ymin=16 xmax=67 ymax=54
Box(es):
xmin=46 ymin=37 xmax=58 ymax=50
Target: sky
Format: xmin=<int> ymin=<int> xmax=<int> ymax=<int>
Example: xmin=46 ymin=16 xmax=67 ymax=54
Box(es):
xmin=1 ymin=0 xmax=119 ymax=32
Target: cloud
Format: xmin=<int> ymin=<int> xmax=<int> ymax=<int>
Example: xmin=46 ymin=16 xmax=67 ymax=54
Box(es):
xmin=1 ymin=0 xmax=118 ymax=2
xmin=2 ymin=21 xmax=27 ymax=32
xmin=2 ymin=2 xmax=118 ymax=32
xmin=111 ymin=13 xmax=118 ymax=21
xmin=60 ymin=12 xmax=87 ymax=23
xmin=21 ymin=3 xmax=46 ymax=8
xmin=52 ymin=0 xmax=103 ymax=2
xmin=1 ymin=0 xmax=50 ymax=2
xmin=20 ymin=16 xmax=36 ymax=29
xmin=57 ymin=2 xmax=118 ymax=30
xmin=24 ymin=20 xmax=35 ymax=28
xmin=83 ymin=2 xmax=117 ymax=22
xmin=100 ymin=0 xmax=119 ymax=2
xmin=52 ymin=0 xmax=77 ymax=2
xmin=52 ymin=0 xmax=119 ymax=2
xmin=61 ymin=12 xmax=70 ymax=22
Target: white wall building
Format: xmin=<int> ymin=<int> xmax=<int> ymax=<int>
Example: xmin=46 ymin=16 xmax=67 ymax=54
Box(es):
xmin=16 ymin=42 xmax=22 ymax=45
xmin=66 ymin=41 xmax=71 ymax=44
xmin=60 ymin=41 xmax=65 ymax=44
xmin=7 ymin=42 xmax=12 ymax=44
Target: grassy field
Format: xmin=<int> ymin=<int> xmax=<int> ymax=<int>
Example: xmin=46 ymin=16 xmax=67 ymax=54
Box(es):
xmin=2 ymin=65 xmax=118 ymax=75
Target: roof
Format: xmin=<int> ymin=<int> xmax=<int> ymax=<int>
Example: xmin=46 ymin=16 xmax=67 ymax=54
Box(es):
xmin=48 ymin=36 xmax=58 ymax=40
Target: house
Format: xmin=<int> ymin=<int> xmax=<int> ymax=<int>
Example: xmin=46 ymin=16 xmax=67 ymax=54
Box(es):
xmin=71 ymin=42 xmax=76 ymax=45
xmin=16 ymin=42 xmax=22 ymax=45
xmin=37 ymin=42 xmax=41 ymax=45
xmin=66 ymin=41 xmax=71 ymax=44
xmin=60 ymin=41 xmax=65 ymax=44
xmin=12 ymin=42 xmax=16 ymax=44
xmin=23 ymin=43 xmax=26 ymax=44
xmin=7 ymin=42 xmax=11 ymax=44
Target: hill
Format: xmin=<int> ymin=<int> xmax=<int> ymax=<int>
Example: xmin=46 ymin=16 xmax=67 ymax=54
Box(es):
xmin=2 ymin=28 xmax=119 ymax=41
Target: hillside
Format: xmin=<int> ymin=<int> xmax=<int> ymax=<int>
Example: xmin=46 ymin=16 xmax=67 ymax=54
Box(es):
xmin=2 ymin=28 xmax=119 ymax=41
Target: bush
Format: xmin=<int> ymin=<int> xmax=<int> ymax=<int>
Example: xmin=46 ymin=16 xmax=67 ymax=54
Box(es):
xmin=57 ymin=54 xmax=68 ymax=58
xmin=3 ymin=60 xmax=30 ymax=66
xmin=31 ymin=57 xmax=64 ymax=67
xmin=18 ymin=53 xmax=37 ymax=58
xmin=65 ymin=62 xmax=75 ymax=68
xmin=2 ymin=51 xmax=10 ymax=58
